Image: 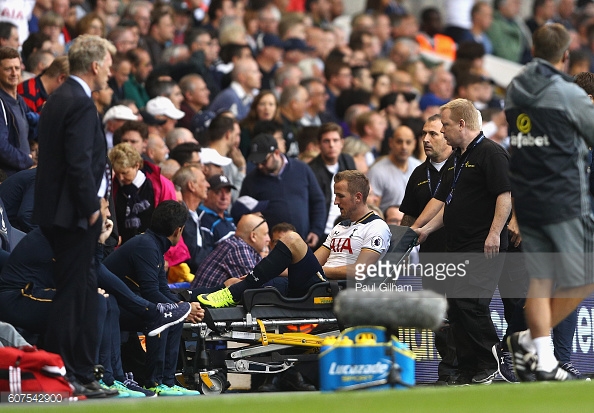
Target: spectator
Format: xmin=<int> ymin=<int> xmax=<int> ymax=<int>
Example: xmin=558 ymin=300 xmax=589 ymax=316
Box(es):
xmin=18 ymin=55 xmax=69 ymax=114
xmin=0 ymin=47 xmax=34 ymax=177
xmin=308 ymin=123 xmax=356 ymax=247
xmin=279 ymin=84 xmax=309 ymax=157
xmin=239 ymin=90 xmax=281 ymax=157
xmin=178 ymin=74 xmax=210 ymax=130
xmin=192 ymin=212 xmax=272 ymax=289
xmin=172 ymin=165 xmax=211 ymax=273
xmin=300 ymin=77 xmax=332 ymax=127
xmin=103 ymin=105 xmax=139 ymax=149
xmin=209 ymin=58 xmax=262 ymax=120
xmin=198 ymin=174 xmax=237 ymax=248
xmin=240 ymin=134 xmax=326 ymax=247
xmin=123 ymin=47 xmax=153 ymax=109
xmin=356 ymin=110 xmax=387 ymax=166
xmin=368 ymin=125 xmax=421 ymax=211
xmin=145 ymin=96 xmax=185 ymax=138
xmin=143 ymin=7 xmax=175 ymax=65
xmin=0 ymin=22 xmax=19 ymax=50
xmin=487 ymin=0 xmax=532 ymax=64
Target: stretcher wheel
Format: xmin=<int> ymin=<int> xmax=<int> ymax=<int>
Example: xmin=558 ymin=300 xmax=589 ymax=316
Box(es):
xmin=200 ymin=374 xmax=225 ymax=395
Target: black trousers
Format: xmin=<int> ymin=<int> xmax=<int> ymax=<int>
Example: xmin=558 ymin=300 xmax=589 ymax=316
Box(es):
xmin=447 ymin=253 xmax=505 ymax=374
xmin=42 ymin=220 xmax=102 ymax=383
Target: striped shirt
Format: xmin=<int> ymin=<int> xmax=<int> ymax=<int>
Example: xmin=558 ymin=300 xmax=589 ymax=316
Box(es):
xmin=193 ymin=235 xmax=261 ymax=288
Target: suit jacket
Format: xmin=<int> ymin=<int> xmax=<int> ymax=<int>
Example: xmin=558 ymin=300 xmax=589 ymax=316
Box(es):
xmin=34 ymin=77 xmax=107 ymax=230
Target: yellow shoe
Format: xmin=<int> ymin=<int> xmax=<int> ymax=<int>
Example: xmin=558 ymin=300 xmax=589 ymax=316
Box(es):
xmin=197 ymin=287 xmax=238 ymax=308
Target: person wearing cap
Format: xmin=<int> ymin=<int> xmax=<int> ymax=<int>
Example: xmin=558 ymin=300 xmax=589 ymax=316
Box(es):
xmin=230 ymin=195 xmax=269 ymax=226
xmin=145 ymin=95 xmax=185 ymax=138
xmin=172 ymin=165 xmax=212 ymax=272
xmin=209 ymin=58 xmax=262 ymax=121
xmin=198 ymin=174 xmax=237 ymax=249
xmin=103 ymin=105 xmax=139 ymax=149
xmin=200 ymin=147 xmax=232 ymax=179
xmin=283 ymin=37 xmax=315 ymax=66
xmin=255 ymin=33 xmax=284 ymax=91
xmin=241 ymin=133 xmax=325 ymax=248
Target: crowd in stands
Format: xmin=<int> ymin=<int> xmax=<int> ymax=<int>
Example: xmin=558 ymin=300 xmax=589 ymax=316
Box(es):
xmin=0 ymin=0 xmax=594 ymax=395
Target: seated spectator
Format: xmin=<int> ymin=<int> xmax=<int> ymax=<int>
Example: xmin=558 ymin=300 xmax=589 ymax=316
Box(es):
xmin=239 ymin=90 xmax=281 ymax=158
xmin=0 ymin=168 xmax=36 ymax=232
xmin=17 ymin=55 xmax=69 ymax=114
xmin=191 ymin=213 xmax=278 ymax=289
xmin=172 ymin=165 xmax=211 ymax=273
xmin=384 ymin=205 xmax=404 ymax=225
xmin=200 ymin=147 xmax=232 ymax=179
xmin=145 ymin=96 xmax=185 ymax=138
xmin=198 ymin=174 xmax=237 ymax=248
xmin=209 ymin=58 xmax=262 ymax=120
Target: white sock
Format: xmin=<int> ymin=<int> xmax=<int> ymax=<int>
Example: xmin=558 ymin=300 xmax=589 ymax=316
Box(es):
xmin=518 ymin=330 xmax=536 ymax=353
xmin=534 ymin=336 xmax=557 ymax=372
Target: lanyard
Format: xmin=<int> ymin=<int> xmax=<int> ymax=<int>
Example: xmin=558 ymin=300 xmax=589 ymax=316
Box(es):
xmin=426 ymin=164 xmax=443 ymax=197
xmin=445 ymin=134 xmax=485 ymax=204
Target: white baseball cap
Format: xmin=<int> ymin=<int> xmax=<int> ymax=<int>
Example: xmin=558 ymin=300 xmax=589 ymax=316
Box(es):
xmin=200 ymin=147 xmax=232 ymax=166
xmin=146 ymin=96 xmax=185 ymax=120
xmin=102 ymin=105 xmax=138 ymax=124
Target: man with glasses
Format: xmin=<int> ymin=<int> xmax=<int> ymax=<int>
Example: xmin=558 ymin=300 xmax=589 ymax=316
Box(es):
xmin=190 ymin=212 xmax=279 ymax=290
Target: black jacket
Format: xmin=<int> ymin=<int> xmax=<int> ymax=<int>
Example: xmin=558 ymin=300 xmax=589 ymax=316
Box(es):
xmin=308 ymin=153 xmax=356 ymax=218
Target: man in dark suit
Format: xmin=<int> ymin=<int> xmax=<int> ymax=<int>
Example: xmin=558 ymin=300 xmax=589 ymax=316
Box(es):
xmin=33 ymin=35 xmax=118 ymax=398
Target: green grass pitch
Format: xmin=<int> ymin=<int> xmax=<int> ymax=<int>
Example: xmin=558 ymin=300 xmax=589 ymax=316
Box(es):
xmin=3 ymin=381 xmax=593 ymax=413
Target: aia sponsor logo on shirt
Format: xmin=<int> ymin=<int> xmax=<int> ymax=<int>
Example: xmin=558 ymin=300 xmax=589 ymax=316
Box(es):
xmin=330 ymin=237 xmax=353 ymax=254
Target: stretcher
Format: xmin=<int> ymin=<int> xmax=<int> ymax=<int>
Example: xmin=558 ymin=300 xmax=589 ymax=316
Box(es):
xmin=180 ymin=281 xmax=345 ymax=394
xmin=179 ymin=226 xmax=418 ymax=395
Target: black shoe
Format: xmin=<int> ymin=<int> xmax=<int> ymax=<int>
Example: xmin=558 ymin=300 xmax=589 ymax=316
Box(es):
xmin=471 ymin=369 xmax=497 ymax=385
xmin=560 ymin=362 xmax=582 ymax=379
xmin=147 ymin=302 xmax=192 ymax=337
xmin=536 ymin=364 xmax=578 ymax=381
xmin=277 ymin=370 xmax=316 ymax=391
xmin=257 ymin=376 xmax=279 ymax=392
xmin=492 ymin=342 xmax=518 ymax=383
xmin=506 ymin=332 xmax=537 ymax=382
xmin=70 ymin=379 xmax=119 ymax=398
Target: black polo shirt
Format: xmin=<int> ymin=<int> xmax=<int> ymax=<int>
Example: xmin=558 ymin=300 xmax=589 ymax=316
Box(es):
xmin=435 ymin=133 xmax=511 ymax=252
xmin=400 ymin=155 xmax=454 ymax=253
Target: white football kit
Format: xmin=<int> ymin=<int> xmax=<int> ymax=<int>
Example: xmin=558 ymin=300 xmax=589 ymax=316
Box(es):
xmin=322 ymin=212 xmax=392 ymax=267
